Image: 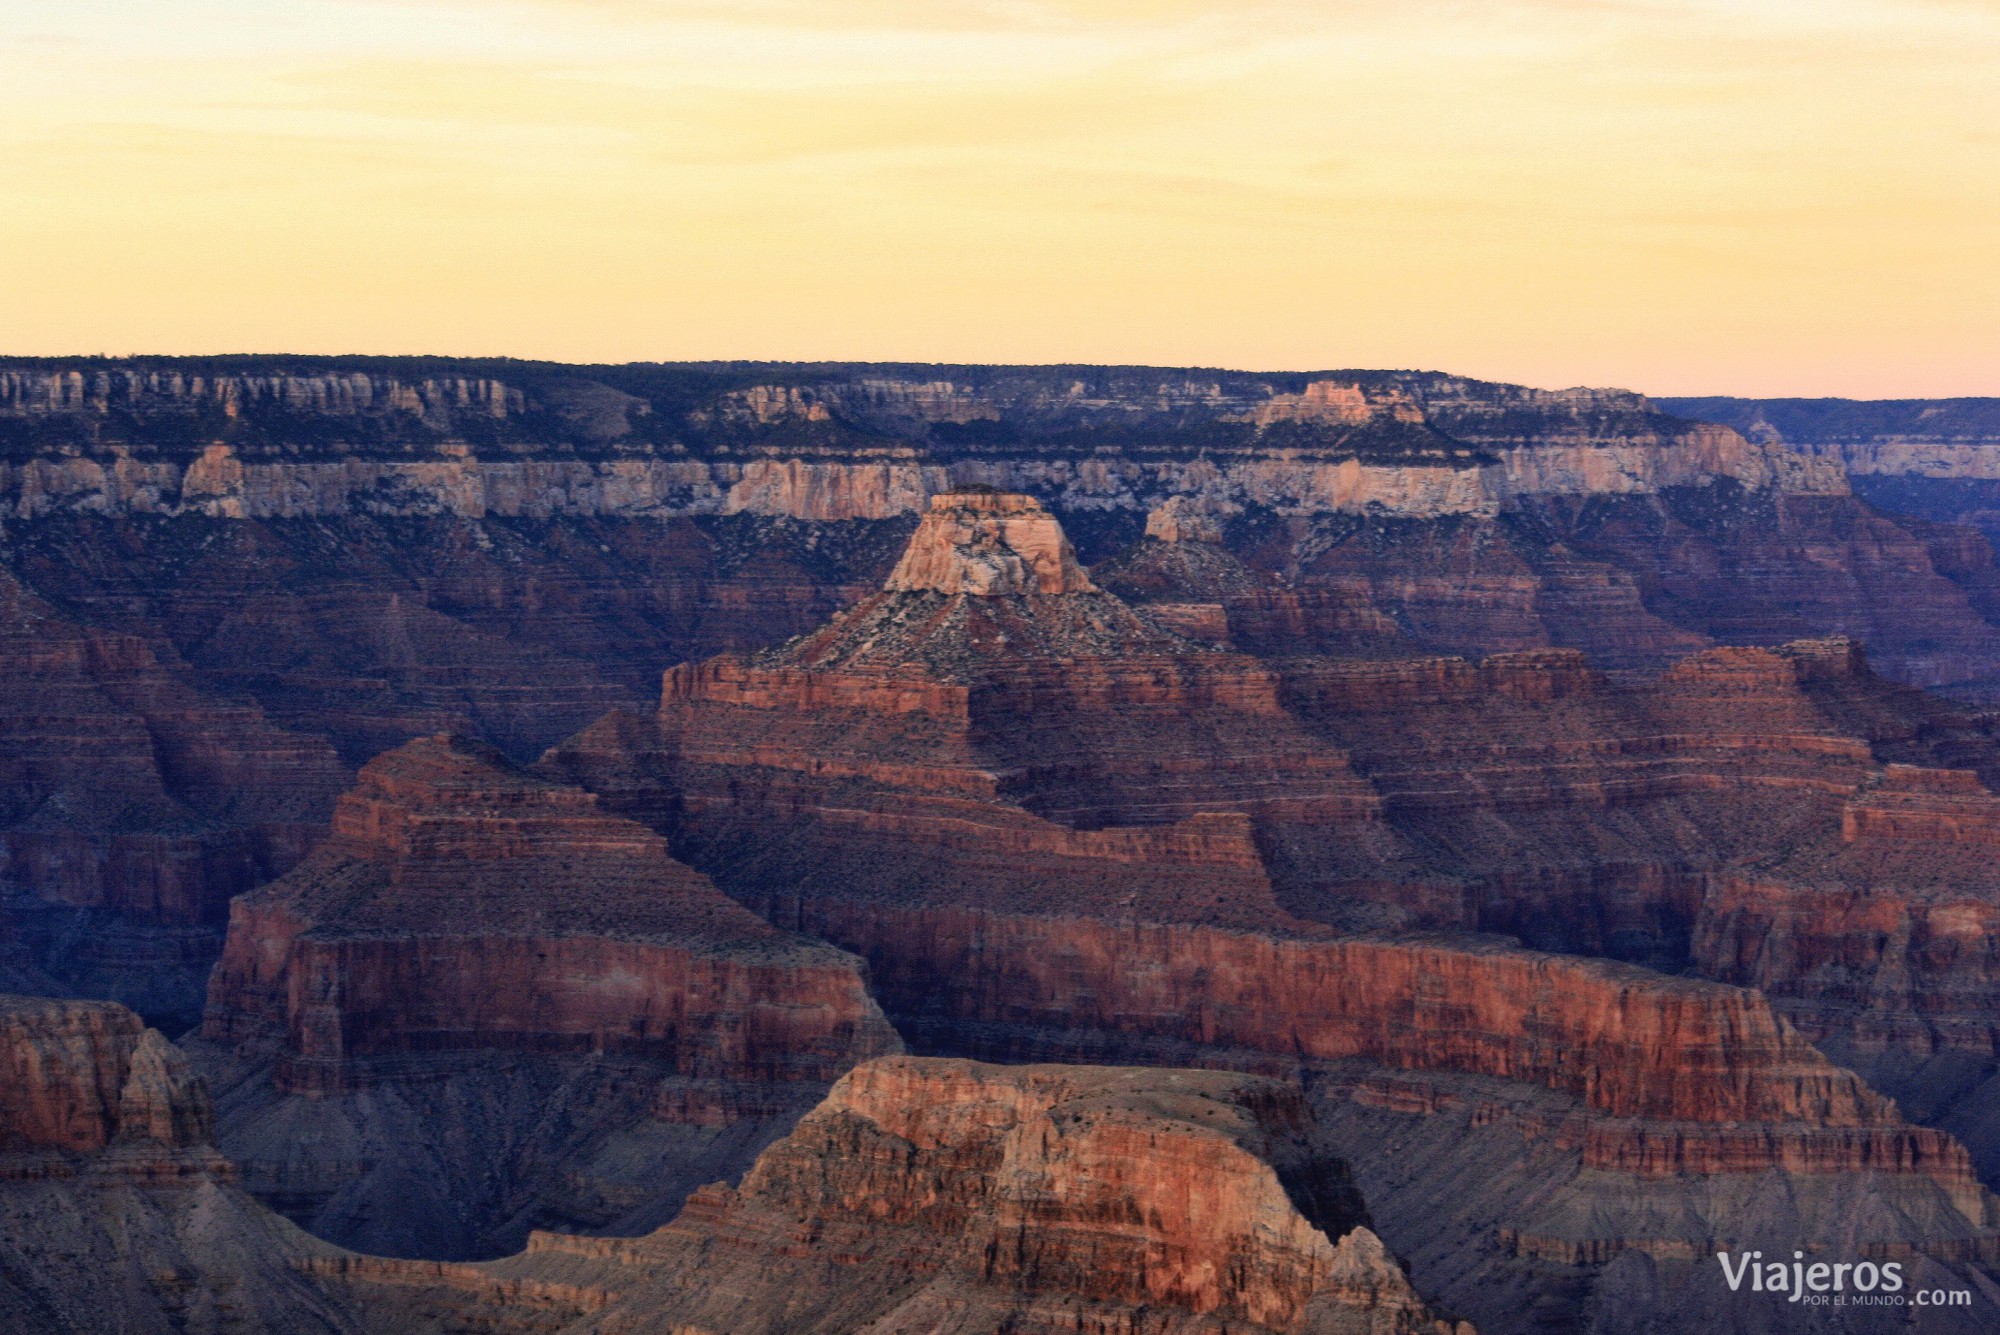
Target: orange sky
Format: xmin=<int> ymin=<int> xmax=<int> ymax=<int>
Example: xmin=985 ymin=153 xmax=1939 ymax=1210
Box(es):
xmin=3 ymin=0 xmax=1997 ymax=396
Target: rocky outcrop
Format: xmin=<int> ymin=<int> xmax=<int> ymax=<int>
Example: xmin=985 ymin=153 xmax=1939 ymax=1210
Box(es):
xmin=203 ymin=734 xmax=897 ymax=1087
xmin=0 ymin=994 xmax=356 ymax=1332
xmin=0 ymin=995 xmax=212 ymax=1160
xmin=752 ymin=488 xmax=1214 ymax=681
xmin=540 ymin=496 xmax=2000 ymax=1331
xmin=885 ymin=488 xmax=1098 ymax=594
xmin=317 ymin=1056 xmax=1470 ymax=1335
xmin=195 ymin=734 xmax=899 ymax=1258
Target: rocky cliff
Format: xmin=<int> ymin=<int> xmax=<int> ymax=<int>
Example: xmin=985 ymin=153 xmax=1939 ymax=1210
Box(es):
xmin=0 ymin=994 xmax=356 ymax=1333
xmin=1664 ymin=395 xmax=2000 ymax=689
xmin=8 ymin=361 xmax=2000 ymax=968
xmin=0 ymin=360 xmax=1839 ymax=521
xmin=538 ymin=493 xmax=2000 ymax=1332
xmin=12 ymin=363 xmax=2000 ymax=1330
xmin=0 ymin=566 xmax=350 ymax=1028
xmin=1690 ymin=758 xmax=2000 ymax=1185
xmin=194 ymin=734 xmax=900 ymax=1259
xmin=316 ymin=1055 xmax=1469 ymax=1335
xmin=1664 ymin=396 xmax=2000 ymax=483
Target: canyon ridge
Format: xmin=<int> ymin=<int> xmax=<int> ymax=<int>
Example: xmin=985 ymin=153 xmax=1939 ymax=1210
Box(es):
xmin=6 ymin=358 xmax=2000 ymax=1332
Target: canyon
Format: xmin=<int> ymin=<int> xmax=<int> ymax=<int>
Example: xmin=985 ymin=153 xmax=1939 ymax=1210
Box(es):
xmin=320 ymin=1056 xmax=1471 ymax=1335
xmin=6 ymin=359 xmax=2000 ymax=1330
xmin=541 ymin=486 xmax=2000 ymax=1330
xmin=11 ymin=359 xmax=2000 ymax=994
xmin=2 ymin=999 xmax=1466 ymax=1334
xmin=191 ymin=733 xmax=900 ymax=1259
xmin=0 ymin=993 xmax=355 ymax=1333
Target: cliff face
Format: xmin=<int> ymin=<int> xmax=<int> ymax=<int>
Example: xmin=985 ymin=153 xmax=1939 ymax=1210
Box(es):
xmin=6 ymin=362 xmax=2000 ymax=963
xmin=1663 ymin=396 xmax=2000 ymax=482
xmin=0 ymin=360 xmax=1837 ymax=521
xmin=316 ymin=1056 xmax=1469 ymax=1335
xmin=536 ymin=494 xmax=2000 ymax=1332
xmin=0 ymin=994 xmax=212 ymax=1159
xmin=1688 ymin=759 xmax=2000 ymax=1186
xmin=0 ymin=994 xmax=356 ymax=1333
xmin=196 ymin=734 xmax=900 ymax=1259
xmin=5 ymin=369 xmax=2000 ymax=1329
xmin=1663 ymin=395 xmax=2000 ymax=674
xmin=0 ymin=566 xmax=350 ymax=1028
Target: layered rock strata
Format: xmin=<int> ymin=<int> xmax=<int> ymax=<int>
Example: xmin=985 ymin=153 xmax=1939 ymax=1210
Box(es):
xmin=1693 ymin=759 xmax=2000 ymax=1183
xmin=5 ymin=362 xmax=2000 ymax=766
xmin=0 ymin=567 xmax=350 ymax=1027
xmin=0 ymin=994 xmax=354 ymax=1332
xmin=196 ymin=734 xmax=900 ymax=1258
xmin=4 ymin=362 xmax=2000 ymax=911
xmin=1 ymin=361 xmax=1838 ymax=523
xmin=540 ymin=492 xmax=2000 ymax=1332
xmin=315 ymin=1056 xmax=1470 ymax=1335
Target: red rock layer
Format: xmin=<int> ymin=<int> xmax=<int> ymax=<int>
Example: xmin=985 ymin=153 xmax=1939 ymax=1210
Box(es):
xmin=785 ymin=904 xmax=1988 ymax=1212
xmin=202 ymin=734 xmax=899 ymax=1094
xmin=0 ymin=994 xmax=367 ymax=1332
xmin=0 ymin=993 xmax=214 ymax=1164
xmin=545 ymin=500 xmax=2000 ymax=1207
xmin=1693 ymin=761 xmax=2000 ymax=1083
xmin=317 ymin=1056 xmax=1470 ymax=1335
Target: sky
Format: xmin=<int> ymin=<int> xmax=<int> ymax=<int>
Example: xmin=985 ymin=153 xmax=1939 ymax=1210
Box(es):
xmin=2 ymin=1 xmax=1997 ymax=397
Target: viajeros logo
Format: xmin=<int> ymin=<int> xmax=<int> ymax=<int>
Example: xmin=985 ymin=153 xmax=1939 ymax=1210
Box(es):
xmin=1717 ymin=1251 xmax=1973 ymax=1309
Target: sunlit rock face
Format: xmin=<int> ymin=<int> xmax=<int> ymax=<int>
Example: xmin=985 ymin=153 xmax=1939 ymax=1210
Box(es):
xmin=884 ymin=489 xmax=1098 ymax=595
xmin=541 ymin=494 xmax=2000 ymax=1333
xmin=307 ymin=1056 xmax=1473 ymax=1335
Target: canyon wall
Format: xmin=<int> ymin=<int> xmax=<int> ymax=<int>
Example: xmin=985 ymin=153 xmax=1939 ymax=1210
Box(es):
xmin=314 ymin=1055 xmax=1470 ymax=1335
xmin=195 ymin=734 xmax=900 ymax=1259
xmin=1 ymin=362 xmax=1843 ymax=523
xmin=7 ymin=368 xmax=2000 ymax=1328
xmin=1663 ymin=395 xmax=2000 ymax=483
xmin=9 ymin=360 xmax=2000 ymax=974
xmin=0 ymin=994 xmax=357 ymax=1332
xmin=531 ymin=492 xmax=2000 ymax=1331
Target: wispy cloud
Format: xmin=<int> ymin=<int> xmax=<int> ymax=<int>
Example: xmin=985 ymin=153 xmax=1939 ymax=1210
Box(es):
xmin=1 ymin=0 xmax=1996 ymax=393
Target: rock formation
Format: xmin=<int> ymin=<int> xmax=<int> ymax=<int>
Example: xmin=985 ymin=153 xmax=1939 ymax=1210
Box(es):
xmin=194 ymin=734 xmax=900 ymax=1259
xmin=0 ymin=994 xmax=355 ymax=1332
xmin=9 ymin=359 xmax=2000 ymax=953
xmin=315 ymin=1056 xmax=1471 ymax=1335
xmin=0 ymin=566 xmax=350 ymax=1028
xmin=1691 ymin=755 xmax=2000 ymax=1186
xmin=541 ymin=493 xmax=2000 ymax=1332
xmin=14 ymin=362 xmax=2000 ymax=1329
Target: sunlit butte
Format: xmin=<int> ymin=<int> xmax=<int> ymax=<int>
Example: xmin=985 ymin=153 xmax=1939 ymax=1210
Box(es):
xmin=4 ymin=0 xmax=1997 ymax=396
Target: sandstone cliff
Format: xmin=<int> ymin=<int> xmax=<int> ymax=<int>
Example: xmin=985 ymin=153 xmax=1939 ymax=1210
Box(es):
xmin=316 ymin=1056 xmax=1470 ymax=1335
xmin=0 ymin=994 xmax=356 ymax=1333
xmin=541 ymin=497 xmax=2000 ymax=1333
xmin=196 ymin=734 xmax=900 ymax=1258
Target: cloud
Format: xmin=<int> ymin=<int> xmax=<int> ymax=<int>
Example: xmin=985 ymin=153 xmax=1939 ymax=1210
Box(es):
xmin=2 ymin=0 xmax=1997 ymax=393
